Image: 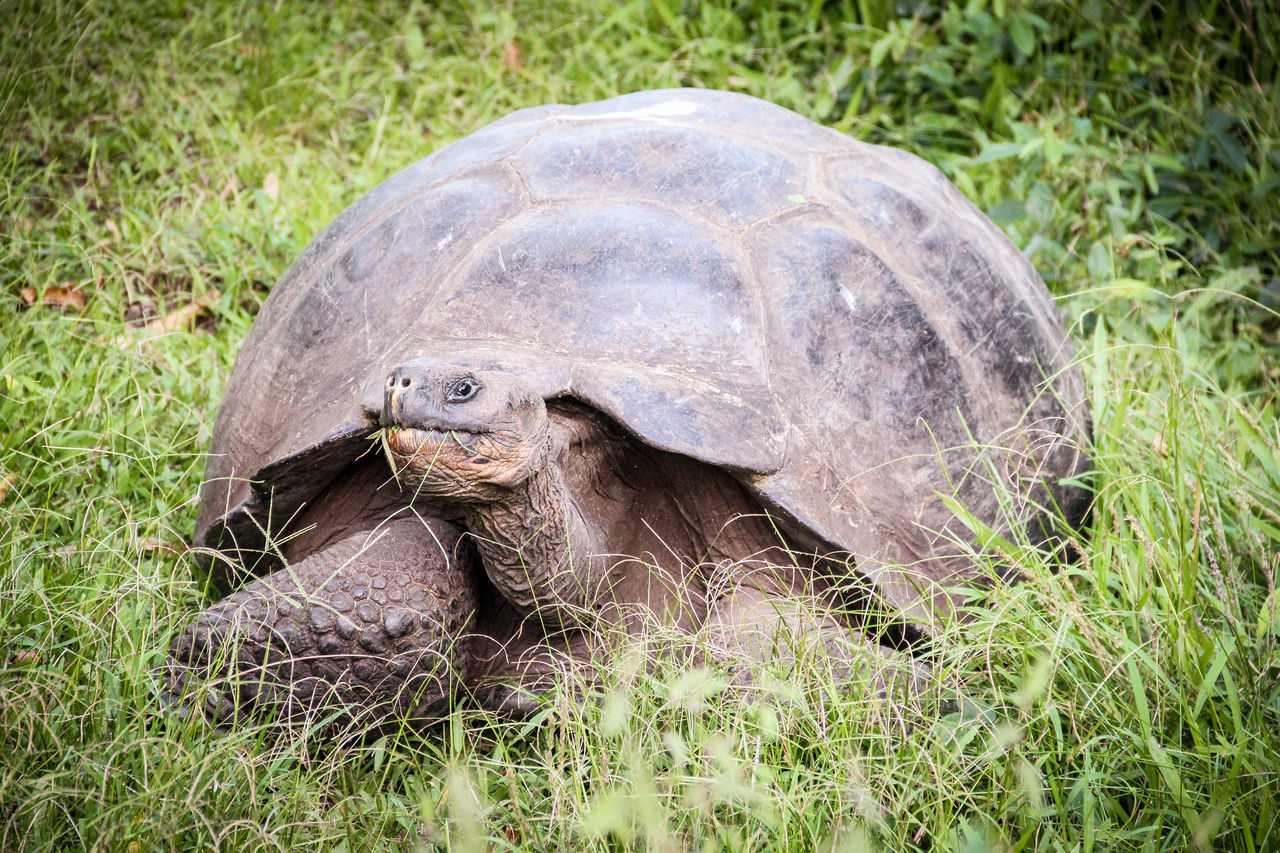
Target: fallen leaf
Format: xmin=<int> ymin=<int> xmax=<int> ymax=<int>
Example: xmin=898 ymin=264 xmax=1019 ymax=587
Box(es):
xmin=114 ymin=289 xmax=221 ymax=345
xmin=263 ymin=171 xmax=280 ymax=201
xmin=0 ymin=472 xmax=15 ymax=504
xmin=123 ymin=300 xmax=157 ymax=324
xmin=13 ymin=650 xmax=37 ymax=665
xmin=1152 ymin=432 xmax=1168 ymax=457
xmin=140 ymin=536 xmax=182 ymax=556
xmin=21 ymin=283 xmax=87 ymax=312
xmin=502 ymin=41 xmax=522 ymax=70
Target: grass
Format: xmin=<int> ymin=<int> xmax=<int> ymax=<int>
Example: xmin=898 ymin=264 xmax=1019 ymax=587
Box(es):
xmin=2 ymin=0 xmax=1278 ymax=849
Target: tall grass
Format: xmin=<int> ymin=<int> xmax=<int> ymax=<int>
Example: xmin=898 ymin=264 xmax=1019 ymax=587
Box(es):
xmin=2 ymin=1 xmax=1276 ymax=850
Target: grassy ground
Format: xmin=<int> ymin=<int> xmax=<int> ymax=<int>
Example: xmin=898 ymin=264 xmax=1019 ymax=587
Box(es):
xmin=2 ymin=1 xmax=1278 ymax=850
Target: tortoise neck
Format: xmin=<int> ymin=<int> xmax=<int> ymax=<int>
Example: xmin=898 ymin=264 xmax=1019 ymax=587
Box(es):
xmin=462 ymin=459 xmax=603 ymax=627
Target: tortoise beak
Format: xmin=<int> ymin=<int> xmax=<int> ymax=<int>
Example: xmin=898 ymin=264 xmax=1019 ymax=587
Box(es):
xmin=383 ymin=388 xmax=399 ymax=426
xmin=383 ymin=384 xmax=404 ymax=428
xmin=382 ymin=369 xmax=406 ymax=427
xmin=382 ymin=362 xmax=444 ymax=428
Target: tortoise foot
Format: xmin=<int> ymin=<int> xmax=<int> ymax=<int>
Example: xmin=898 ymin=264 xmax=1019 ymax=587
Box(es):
xmin=168 ymin=521 xmax=478 ymax=728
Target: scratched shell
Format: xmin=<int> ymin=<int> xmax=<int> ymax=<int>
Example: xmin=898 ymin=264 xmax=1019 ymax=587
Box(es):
xmin=197 ymin=89 xmax=1090 ymax=626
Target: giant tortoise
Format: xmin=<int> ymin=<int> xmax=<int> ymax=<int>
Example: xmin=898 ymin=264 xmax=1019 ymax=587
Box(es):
xmin=170 ymin=89 xmax=1090 ymax=725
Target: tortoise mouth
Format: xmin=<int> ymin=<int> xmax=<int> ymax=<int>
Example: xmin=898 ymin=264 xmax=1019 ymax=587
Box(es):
xmin=383 ymin=424 xmax=530 ymax=501
xmin=384 ymin=426 xmax=485 ymax=459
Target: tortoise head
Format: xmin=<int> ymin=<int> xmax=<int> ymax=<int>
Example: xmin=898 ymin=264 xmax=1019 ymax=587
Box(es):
xmin=381 ymin=359 xmax=550 ymax=501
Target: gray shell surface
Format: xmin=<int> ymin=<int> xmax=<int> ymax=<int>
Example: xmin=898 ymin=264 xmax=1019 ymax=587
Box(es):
xmin=197 ymin=89 xmax=1089 ymax=625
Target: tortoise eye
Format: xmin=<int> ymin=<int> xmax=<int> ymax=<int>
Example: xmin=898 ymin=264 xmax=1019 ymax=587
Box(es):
xmin=446 ymin=377 xmax=479 ymax=402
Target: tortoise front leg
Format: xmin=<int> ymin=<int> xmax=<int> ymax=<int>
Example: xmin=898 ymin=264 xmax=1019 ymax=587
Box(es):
xmin=165 ymin=513 xmax=480 ymax=729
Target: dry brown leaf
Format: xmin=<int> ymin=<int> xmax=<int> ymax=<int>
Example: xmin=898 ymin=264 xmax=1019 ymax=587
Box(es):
xmin=0 ymin=472 xmax=15 ymax=505
xmin=138 ymin=288 xmax=221 ymax=336
xmin=140 ymin=536 xmax=182 ymax=556
xmin=12 ymin=650 xmax=37 ymax=665
xmin=502 ymin=41 xmax=522 ymax=70
xmin=263 ymin=171 xmax=280 ymax=201
xmin=21 ymin=283 xmax=87 ymax=312
xmin=1153 ymin=431 xmax=1169 ymax=457
xmin=115 ymin=289 xmax=221 ymax=345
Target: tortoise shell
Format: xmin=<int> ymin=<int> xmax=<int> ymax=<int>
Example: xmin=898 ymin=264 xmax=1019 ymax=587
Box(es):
xmin=196 ymin=89 xmax=1089 ymax=627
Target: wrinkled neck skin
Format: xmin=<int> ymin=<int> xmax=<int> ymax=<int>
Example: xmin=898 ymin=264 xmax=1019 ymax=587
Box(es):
xmin=461 ymin=436 xmax=605 ymax=630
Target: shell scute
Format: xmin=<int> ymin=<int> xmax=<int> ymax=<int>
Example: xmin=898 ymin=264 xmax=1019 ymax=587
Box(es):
xmin=433 ymin=204 xmax=764 ymax=374
xmin=514 ymin=123 xmax=805 ymax=228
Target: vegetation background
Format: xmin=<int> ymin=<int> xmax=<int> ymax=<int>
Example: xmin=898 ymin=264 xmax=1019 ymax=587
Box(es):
xmin=2 ymin=0 xmax=1277 ymax=850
